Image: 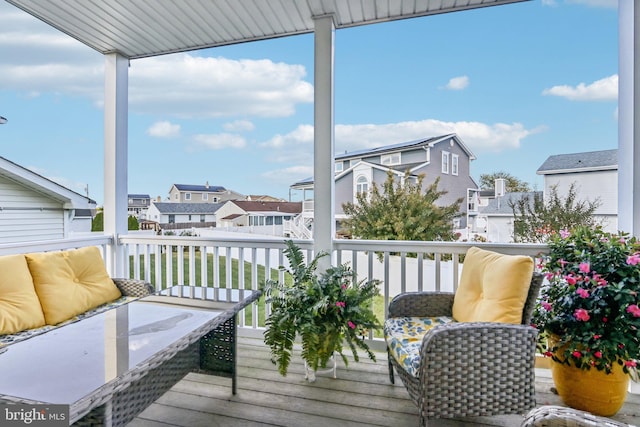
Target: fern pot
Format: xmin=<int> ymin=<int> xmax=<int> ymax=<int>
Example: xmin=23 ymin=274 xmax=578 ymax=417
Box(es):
xmin=550 ymin=359 xmax=629 ymax=416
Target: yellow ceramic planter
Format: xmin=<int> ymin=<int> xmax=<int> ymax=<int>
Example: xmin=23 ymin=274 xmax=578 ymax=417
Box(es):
xmin=550 ymin=360 xmax=629 ymax=416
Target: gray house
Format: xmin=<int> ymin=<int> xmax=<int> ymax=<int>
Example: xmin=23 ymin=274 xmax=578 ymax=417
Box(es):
xmin=0 ymin=156 xmax=96 ymax=243
xmin=290 ymin=134 xmax=478 ymax=237
xmin=537 ymin=149 xmax=618 ymax=232
xmin=168 ymin=183 xmax=243 ymax=204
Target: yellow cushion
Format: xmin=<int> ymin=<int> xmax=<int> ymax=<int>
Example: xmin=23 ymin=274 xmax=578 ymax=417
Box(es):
xmin=0 ymin=254 xmax=46 ymax=335
xmin=452 ymin=246 xmax=534 ymax=324
xmin=26 ymin=247 xmax=122 ymax=325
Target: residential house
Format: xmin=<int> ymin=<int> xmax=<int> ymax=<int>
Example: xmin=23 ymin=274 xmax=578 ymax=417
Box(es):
xmin=169 ymin=183 xmax=243 ymax=204
xmin=469 ymin=190 xmax=541 ymax=242
xmin=215 ymin=200 xmax=302 ymax=236
xmin=128 ymin=194 xmax=150 ymax=220
xmin=289 ymin=134 xmax=478 ymax=237
xmin=146 ymin=202 xmax=223 ymax=232
xmin=537 ymin=149 xmax=618 ymax=232
xmin=0 ymin=156 xmax=96 ymax=243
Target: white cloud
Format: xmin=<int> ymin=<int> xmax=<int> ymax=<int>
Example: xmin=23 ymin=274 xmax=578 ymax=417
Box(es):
xmin=262 ymin=165 xmax=314 ymax=186
xmin=542 ymin=0 xmax=616 ymax=7
xmin=147 ymin=121 xmax=181 ymax=138
xmin=566 ymin=0 xmax=616 ymax=8
xmin=129 ymin=54 xmax=313 ymax=118
xmin=542 ymin=74 xmax=618 ymax=101
xmin=262 ymin=119 xmax=543 ymax=168
xmin=223 ymin=120 xmax=255 ymax=132
xmin=0 ymin=2 xmax=313 ymax=119
xmin=445 ymin=76 xmax=469 ymax=90
xmin=193 ymin=133 xmax=247 ymax=150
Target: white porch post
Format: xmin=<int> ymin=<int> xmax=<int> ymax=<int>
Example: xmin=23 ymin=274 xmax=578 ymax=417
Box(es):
xmin=312 ymin=15 xmax=336 ymax=270
xmin=104 ymin=53 xmax=129 ymax=276
xmin=618 ymin=0 xmax=640 ymax=235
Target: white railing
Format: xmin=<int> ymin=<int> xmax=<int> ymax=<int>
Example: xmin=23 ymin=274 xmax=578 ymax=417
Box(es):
xmin=283 ymin=215 xmax=312 ymax=239
xmin=0 ymin=233 xmax=548 ymax=343
xmin=0 ymin=234 xmax=113 ymax=256
xmin=117 ymin=234 xmax=548 ymax=339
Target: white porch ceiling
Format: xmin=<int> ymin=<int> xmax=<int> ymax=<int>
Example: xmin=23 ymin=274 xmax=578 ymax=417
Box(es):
xmin=6 ymin=0 xmax=530 ymax=59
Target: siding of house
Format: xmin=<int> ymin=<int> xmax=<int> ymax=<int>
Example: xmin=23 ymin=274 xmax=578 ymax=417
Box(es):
xmin=544 ymin=170 xmax=618 ymax=231
xmin=0 ymin=176 xmax=64 ymax=243
xmin=214 ymin=202 xmax=248 ymax=227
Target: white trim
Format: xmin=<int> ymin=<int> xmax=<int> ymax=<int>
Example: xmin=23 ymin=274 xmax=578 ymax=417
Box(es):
xmin=442 ymin=151 xmax=450 ymax=174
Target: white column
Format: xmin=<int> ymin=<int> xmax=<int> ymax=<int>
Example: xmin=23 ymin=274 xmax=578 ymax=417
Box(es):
xmin=104 ymin=53 xmax=129 ymax=277
xmin=312 ymin=15 xmax=336 ymax=269
xmin=618 ymin=0 xmax=640 ymax=235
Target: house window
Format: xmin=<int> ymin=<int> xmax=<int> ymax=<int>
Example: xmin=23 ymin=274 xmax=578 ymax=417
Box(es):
xmin=188 ymin=215 xmax=192 ymax=221
xmin=381 ymin=153 xmax=401 ymax=166
xmin=335 ymin=162 xmax=343 ymax=173
xmin=266 ymin=216 xmax=274 ymax=225
xmin=185 ymin=193 xmax=191 ymax=200
xmin=356 ymin=176 xmax=369 ymax=195
xmin=202 ymin=193 xmax=208 ymax=201
xmin=168 ymin=215 xmax=175 ymax=224
xmin=452 ymin=154 xmax=459 ymax=176
xmin=213 ymin=197 xmax=218 ymax=203
xmin=174 ymin=194 xmax=179 ymax=200
xmin=275 ymin=216 xmax=283 ymax=225
xmin=442 ymin=151 xmax=450 ymax=174
xmin=200 ymin=215 xmax=205 ymax=222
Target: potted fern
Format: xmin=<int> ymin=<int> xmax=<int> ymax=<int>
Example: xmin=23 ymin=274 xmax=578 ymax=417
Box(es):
xmin=263 ymin=240 xmax=382 ymax=381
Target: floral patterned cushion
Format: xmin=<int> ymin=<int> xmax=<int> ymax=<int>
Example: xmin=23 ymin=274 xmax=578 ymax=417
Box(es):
xmin=384 ymin=316 xmax=453 ymax=377
xmin=0 ymin=295 xmax=137 ymax=349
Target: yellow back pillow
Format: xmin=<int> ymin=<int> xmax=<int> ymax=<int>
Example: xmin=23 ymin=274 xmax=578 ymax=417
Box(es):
xmin=0 ymin=254 xmax=46 ymax=335
xmin=452 ymin=246 xmax=534 ymax=324
xmin=26 ymin=246 xmax=122 ymax=325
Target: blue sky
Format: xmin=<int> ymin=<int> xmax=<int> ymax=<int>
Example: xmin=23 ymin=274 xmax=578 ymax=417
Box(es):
xmin=0 ymin=0 xmax=618 ymax=205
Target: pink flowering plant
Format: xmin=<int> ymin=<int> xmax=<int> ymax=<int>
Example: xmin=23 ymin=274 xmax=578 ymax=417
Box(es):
xmin=533 ymin=226 xmax=640 ymax=376
xmin=263 ymin=240 xmax=381 ymax=376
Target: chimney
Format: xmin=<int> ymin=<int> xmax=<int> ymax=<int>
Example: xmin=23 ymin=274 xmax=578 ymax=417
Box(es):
xmin=495 ymin=178 xmax=505 ymax=198
xmin=205 ymin=181 xmax=209 ymax=190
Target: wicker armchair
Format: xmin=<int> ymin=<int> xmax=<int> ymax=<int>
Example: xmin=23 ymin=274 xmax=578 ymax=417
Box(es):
xmin=385 ymin=264 xmax=543 ymax=426
xmin=521 ymin=406 xmax=635 ymax=427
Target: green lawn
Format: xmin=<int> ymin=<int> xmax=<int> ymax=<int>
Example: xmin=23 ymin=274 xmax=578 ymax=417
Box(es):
xmin=129 ymin=252 xmax=386 ymax=336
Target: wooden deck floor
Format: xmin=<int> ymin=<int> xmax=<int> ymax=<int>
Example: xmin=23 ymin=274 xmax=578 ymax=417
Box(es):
xmin=129 ymin=337 xmax=640 ymax=427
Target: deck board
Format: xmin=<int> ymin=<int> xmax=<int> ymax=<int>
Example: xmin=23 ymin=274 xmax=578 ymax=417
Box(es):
xmin=129 ymin=337 xmax=640 ymax=427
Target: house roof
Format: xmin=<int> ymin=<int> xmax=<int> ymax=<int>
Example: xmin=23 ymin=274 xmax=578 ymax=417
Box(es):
xmin=479 ymin=191 xmax=541 ymax=215
xmin=230 ymin=201 xmax=302 ymax=214
xmin=128 ymin=194 xmax=150 ymax=199
xmin=152 ymin=202 xmax=223 ymax=214
xmin=0 ymin=156 xmax=96 ymax=209
xmin=5 ymin=1 xmax=530 ymax=60
xmin=335 ymin=134 xmax=476 ymax=162
xmin=537 ymin=149 xmax=618 ymax=175
xmin=173 ymin=184 xmax=227 ymax=193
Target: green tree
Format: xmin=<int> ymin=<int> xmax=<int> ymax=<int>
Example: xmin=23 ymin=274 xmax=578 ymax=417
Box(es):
xmin=91 ymin=211 xmax=140 ymax=231
xmin=91 ymin=210 xmax=103 ymax=232
xmin=341 ymin=170 xmax=462 ymax=242
xmin=479 ymin=171 xmax=531 ymax=193
xmin=510 ymin=183 xmax=601 ymax=243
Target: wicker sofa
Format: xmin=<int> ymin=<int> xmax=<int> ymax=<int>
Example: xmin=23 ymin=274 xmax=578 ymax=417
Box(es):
xmin=0 ymin=246 xmax=154 ymax=348
xmin=384 ymin=247 xmax=544 ymax=426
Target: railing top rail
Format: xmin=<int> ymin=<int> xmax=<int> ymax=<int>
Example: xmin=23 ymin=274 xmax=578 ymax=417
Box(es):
xmin=0 ymin=234 xmax=113 ymax=256
xmin=333 ymin=239 xmax=548 ymax=256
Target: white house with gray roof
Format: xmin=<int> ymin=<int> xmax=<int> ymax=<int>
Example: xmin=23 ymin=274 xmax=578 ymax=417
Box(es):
xmin=537 ymin=149 xmax=618 ymax=232
xmin=146 ymin=202 xmax=223 ymax=232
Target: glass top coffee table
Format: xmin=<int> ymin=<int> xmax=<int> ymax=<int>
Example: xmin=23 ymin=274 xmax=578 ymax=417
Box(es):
xmin=0 ymin=286 xmax=261 ymax=426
